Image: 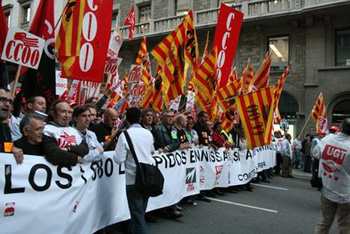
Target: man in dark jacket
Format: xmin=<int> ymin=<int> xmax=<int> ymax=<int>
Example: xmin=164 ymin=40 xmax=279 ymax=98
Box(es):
xmin=193 ymin=111 xmax=210 ymax=146
xmin=153 ymin=110 xmax=180 ymax=152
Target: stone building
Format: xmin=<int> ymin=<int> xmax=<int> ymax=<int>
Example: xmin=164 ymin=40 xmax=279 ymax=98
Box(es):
xmin=2 ymin=0 xmax=350 ymax=137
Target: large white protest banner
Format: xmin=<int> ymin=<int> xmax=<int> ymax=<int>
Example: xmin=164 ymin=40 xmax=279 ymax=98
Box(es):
xmin=0 ymin=146 xmax=275 ymax=234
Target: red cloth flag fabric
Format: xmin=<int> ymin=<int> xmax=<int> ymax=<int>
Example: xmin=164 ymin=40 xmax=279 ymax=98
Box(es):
xmin=214 ymin=4 xmax=244 ymax=88
xmin=19 ymin=0 xmax=56 ymax=107
xmin=56 ymin=0 xmax=113 ymax=82
xmin=217 ymin=79 xmax=242 ymax=113
xmin=311 ymin=92 xmax=328 ymax=132
xmin=136 ymin=37 xmax=151 ymax=87
xmin=124 ymin=5 xmax=136 ymax=41
xmin=273 ymin=63 xmax=292 ymax=123
xmin=235 ymin=86 xmax=276 ymax=149
xmin=0 ymin=0 xmax=8 ymax=61
xmin=243 ymin=65 xmax=254 ymax=93
xmin=251 ymin=53 xmax=271 ymax=91
xmin=151 ymin=11 xmax=199 ymax=101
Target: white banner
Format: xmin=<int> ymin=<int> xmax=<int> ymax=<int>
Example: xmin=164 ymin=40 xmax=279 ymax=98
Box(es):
xmin=1 ymin=27 xmax=45 ymax=69
xmin=0 ymin=146 xmax=275 ymax=234
xmin=55 ymin=71 xmax=68 ymax=96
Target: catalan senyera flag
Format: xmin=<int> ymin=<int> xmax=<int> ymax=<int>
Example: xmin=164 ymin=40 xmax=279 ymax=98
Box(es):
xmin=221 ymin=114 xmax=234 ymax=133
xmin=202 ymin=31 xmax=210 ymax=63
xmin=228 ymin=67 xmax=238 ymax=83
xmin=152 ymin=77 xmax=163 ymax=112
xmin=239 ymin=59 xmax=250 ymax=94
xmin=195 ymin=91 xmax=211 ymax=116
xmin=56 ymin=0 xmax=113 ymax=82
xmin=235 ymin=86 xmax=276 ymax=149
xmin=273 ymin=63 xmax=292 ymax=122
xmin=251 ymin=53 xmax=271 ymax=91
xmin=217 ymin=79 xmax=242 ymax=113
xmin=140 ymin=85 xmax=153 ymax=109
xmin=311 ymin=92 xmax=328 ymax=132
xmin=193 ymin=47 xmax=217 ymax=97
xmin=243 ymin=65 xmax=254 ymax=93
xmin=151 ymin=11 xmax=199 ymax=100
xmin=135 ymin=37 xmax=151 ymax=87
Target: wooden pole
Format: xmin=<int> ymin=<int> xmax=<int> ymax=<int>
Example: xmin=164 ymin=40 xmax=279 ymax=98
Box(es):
xmin=297 ymin=111 xmax=312 ymax=139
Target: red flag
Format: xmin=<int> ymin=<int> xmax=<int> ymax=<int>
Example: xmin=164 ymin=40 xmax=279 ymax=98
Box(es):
xmin=0 ymin=0 xmax=8 ymax=60
xmin=214 ymin=4 xmax=244 ymax=88
xmin=124 ymin=5 xmax=136 ymax=41
xmin=20 ymin=0 xmax=57 ymax=106
xmin=56 ymin=0 xmax=113 ymax=82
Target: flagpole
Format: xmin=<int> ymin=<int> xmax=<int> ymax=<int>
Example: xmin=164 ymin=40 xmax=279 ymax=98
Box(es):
xmin=297 ymin=111 xmax=312 ymax=139
xmin=11 ymin=66 xmax=21 ymax=98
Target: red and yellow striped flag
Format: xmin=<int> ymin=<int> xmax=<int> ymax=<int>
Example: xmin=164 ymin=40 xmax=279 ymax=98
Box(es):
xmin=151 ymin=11 xmax=199 ymax=101
xmin=239 ymin=59 xmax=250 ymax=94
xmin=217 ymin=79 xmax=242 ymax=113
xmin=243 ymin=65 xmax=254 ymax=93
xmin=235 ymin=86 xmax=276 ymax=149
xmin=56 ymin=0 xmax=85 ymax=77
xmin=140 ymin=85 xmax=153 ymax=109
xmin=193 ymin=47 xmax=217 ymax=97
xmin=152 ymin=78 xmax=163 ymax=112
xmin=135 ymin=36 xmax=151 ymax=87
xmin=221 ymin=114 xmax=234 ymax=133
xmin=228 ymin=67 xmax=238 ymax=83
xmin=202 ymin=31 xmax=210 ymax=63
xmin=195 ymin=91 xmax=211 ymax=116
xmin=251 ymin=53 xmax=271 ymax=91
xmin=311 ymin=92 xmax=328 ymax=132
xmin=273 ymin=63 xmax=292 ymax=123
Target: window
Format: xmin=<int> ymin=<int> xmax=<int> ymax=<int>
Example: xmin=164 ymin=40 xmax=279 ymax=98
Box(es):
xmin=111 ymin=10 xmax=119 ymax=28
xmin=175 ymin=0 xmax=190 ymax=16
xmin=268 ymin=36 xmax=289 ymax=71
xmin=336 ymin=29 xmax=350 ymax=66
xmin=139 ymin=5 xmax=151 ymax=23
xmin=5 ymin=12 xmax=11 ymax=27
xmin=22 ymin=4 xmax=31 ymax=24
xmin=332 ymin=99 xmax=350 ymax=124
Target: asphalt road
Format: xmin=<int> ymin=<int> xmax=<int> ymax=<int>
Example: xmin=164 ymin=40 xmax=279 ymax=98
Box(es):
xmin=106 ymin=170 xmax=337 ymax=234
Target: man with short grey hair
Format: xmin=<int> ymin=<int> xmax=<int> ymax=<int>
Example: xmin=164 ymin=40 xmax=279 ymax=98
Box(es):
xmin=14 ymin=113 xmax=45 ymax=155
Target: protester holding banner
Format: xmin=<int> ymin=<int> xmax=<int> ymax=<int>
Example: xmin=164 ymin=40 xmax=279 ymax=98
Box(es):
xmin=73 ymin=105 xmax=103 ymax=162
xmin=13 ymin=113 xmax=45 ymax=155
xmin=174 ymin=114 xmax=192 ymax=150
xmin=153 ymin=110 xmax=180 ymax=153
xmin=0 ymin=88 xmax=12 ymax=152
xmin=114 ymin=107 xmax=155 ymax=234
xmin=185 ymin=115 xmax=199 ymax=145
xmin=91 ymin=108 xmax=119 ymax=151
xmin=42 ymin=100 xmax=88 ymax=166
xmin=193 ymin=111 xmax=210 ymax=146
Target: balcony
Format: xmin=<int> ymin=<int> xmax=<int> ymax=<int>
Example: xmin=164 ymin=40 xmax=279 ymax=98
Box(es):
xmin=121 ymin=0 xmax=348 ymax=40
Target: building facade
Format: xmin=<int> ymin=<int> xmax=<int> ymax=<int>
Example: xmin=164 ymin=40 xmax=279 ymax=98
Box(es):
xmin=2 ymin=0 xmax=350 ymax=137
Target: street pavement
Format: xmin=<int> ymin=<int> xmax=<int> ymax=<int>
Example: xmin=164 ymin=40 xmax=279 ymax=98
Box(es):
xmin=106 ymin=169 xmax=337 ymax=234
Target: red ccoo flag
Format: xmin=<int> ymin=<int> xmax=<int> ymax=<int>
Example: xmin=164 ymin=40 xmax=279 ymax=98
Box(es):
xmin=124 ymin=5 xmax=136 ymax=41
xmin=0 ymin=0 xmax=8 ymax=60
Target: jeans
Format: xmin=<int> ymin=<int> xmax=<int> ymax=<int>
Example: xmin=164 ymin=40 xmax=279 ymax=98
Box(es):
xmin=299 ymin=152 xmax=305 ymax=171
xmin=126 ymin=185 xmax=149 ymax=234
xmin=314 ymin=196 xmax=350 ymax=234
xmin=293 ymin=149 xmax=302 ymax=169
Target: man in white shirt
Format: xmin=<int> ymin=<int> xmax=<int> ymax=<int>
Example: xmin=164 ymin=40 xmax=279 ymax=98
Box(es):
xmin=281 ymin=134 xmax=294 ymax=178
xmin=314 ymin=118 xmax=350 ymax=234
xmin=73 ymin=105 xmax=103 ymax=162
xmin=114 ymin=107 xmax=155 ymax=234
xmin=292 ymin=137 xmax=302 ymax=169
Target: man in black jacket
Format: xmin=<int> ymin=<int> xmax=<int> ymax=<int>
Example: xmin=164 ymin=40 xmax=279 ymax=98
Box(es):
xmin=193 ymin=111 xmax=210 ymax=146
xmin=153 ymin=110 xmax=180 ymax=152
xmin=14 ymin=113 xmax=45 ymax=155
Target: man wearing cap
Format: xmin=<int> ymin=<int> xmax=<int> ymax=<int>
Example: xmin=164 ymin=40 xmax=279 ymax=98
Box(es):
xmin=314 ymin=118 xmax=350 ymax=234
xmin=329 ymin=126 xmax=339 ymax=134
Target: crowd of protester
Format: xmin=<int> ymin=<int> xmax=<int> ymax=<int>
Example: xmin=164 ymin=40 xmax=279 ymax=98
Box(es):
xmin=1 ymin=87 xmax=348 ymax=234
